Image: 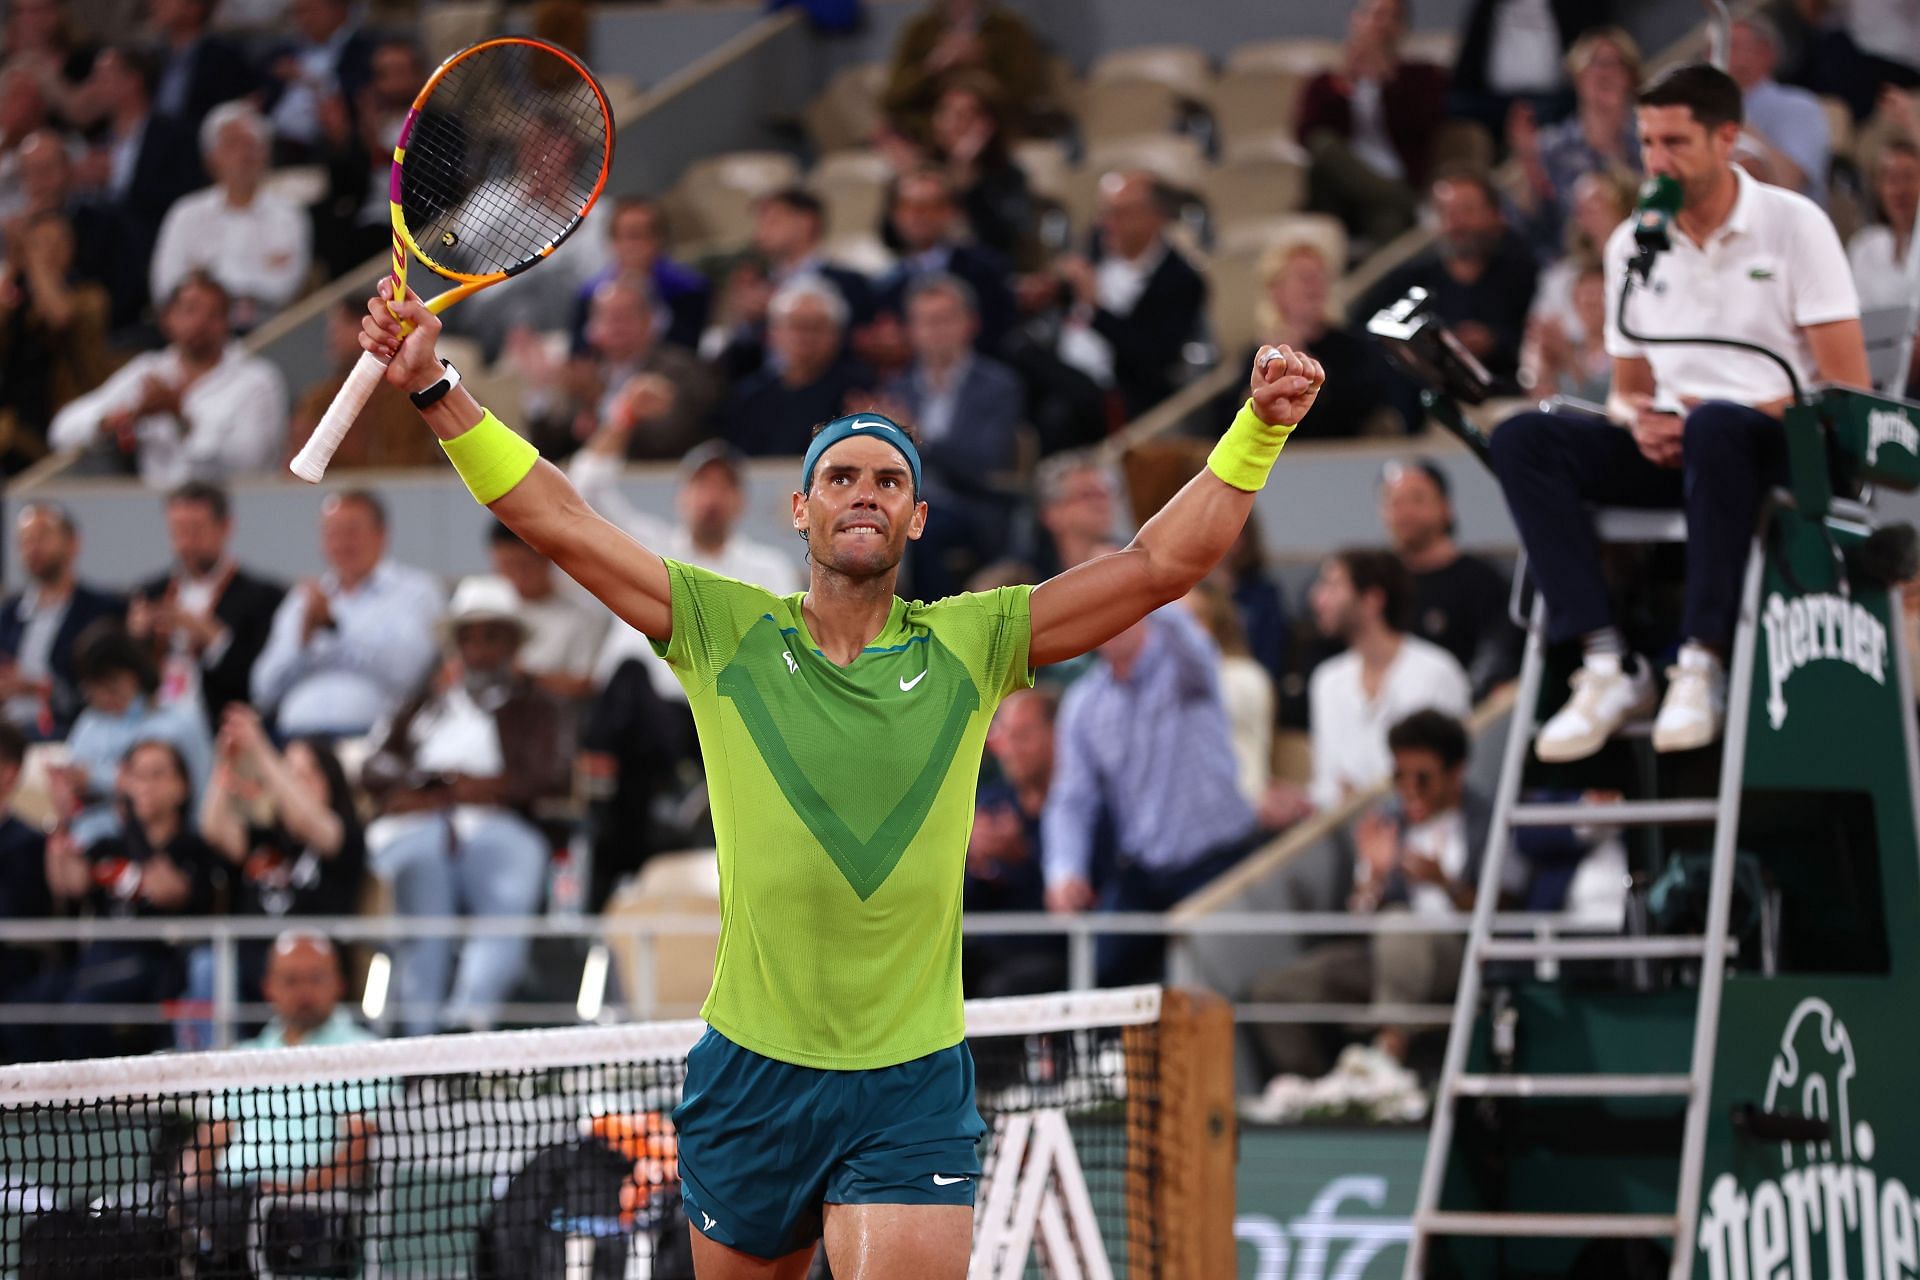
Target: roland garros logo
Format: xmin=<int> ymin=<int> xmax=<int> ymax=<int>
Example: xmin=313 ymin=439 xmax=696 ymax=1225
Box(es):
xmin=1697 ymin=999 xmax=1920 ymax=1279
xmin=1760 ymin=592 xmax=1889 ymax=730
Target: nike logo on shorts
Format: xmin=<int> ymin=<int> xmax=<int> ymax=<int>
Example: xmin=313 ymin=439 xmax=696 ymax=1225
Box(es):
xmin=932 ymin=1174 xmax=970 ymax=1186
xmin=900 ymin=670 xmax=928 ymax=691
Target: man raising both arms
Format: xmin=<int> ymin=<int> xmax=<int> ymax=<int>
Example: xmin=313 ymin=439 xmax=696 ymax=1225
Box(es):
xmin=359 ymin=281 xmax=1323 ymax=1279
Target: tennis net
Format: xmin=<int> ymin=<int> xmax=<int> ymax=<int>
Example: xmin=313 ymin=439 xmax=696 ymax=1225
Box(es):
xmin=0 ymin=985 xmax=1233 ymax=1278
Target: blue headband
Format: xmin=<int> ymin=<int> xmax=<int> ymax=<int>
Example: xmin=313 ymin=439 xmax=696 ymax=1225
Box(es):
xmin=801 ymin=413 xmax=923 ymax=496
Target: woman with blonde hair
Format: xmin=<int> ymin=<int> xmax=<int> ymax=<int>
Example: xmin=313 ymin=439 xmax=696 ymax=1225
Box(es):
xmin=1508 ymin=27 xmax=1644 ymax=259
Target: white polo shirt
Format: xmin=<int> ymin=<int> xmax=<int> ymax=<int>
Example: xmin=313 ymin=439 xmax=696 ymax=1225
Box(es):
xmin=1604 ymin=166 xmax=1859 ymax=406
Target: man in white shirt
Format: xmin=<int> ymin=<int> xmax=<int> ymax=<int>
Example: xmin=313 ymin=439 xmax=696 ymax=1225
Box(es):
xmin=1725 ymin=16 xmax=1831 ymax=203
xmin=480 ymin=521 xmax=606 ymax=700
xmin=250 ymin=490 xmax=445 ymax=739
xmin=49 ymin=272 xmax=288 ymax=489
xmin=1305 ymin=548 xmax=1471 ymax=811
xmin=150 ymin=102 xmax=311 ymax=331
xmin=1489 ymin=63 xmax=1869 ymax=762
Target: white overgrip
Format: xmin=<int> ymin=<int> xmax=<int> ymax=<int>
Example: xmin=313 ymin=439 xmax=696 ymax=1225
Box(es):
xmin=289 ymin=349 xmax=390 ymax=482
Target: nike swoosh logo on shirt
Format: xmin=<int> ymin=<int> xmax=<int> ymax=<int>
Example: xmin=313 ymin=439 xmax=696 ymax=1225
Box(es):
xmin=932 ymin=1174 xmax=970 ymax=1186
xmin=900 ymin=670 xmax=928 ymax=691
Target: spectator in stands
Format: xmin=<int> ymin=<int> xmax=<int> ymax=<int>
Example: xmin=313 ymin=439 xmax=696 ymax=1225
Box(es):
xmin=49 ymin=271 xmax=288 ymax=487
xmin=24 ymin=738 xmax=217 ymax=1060
xmin=528 ymin=277 xmax=717 ymax=462
xmin=722 ymin=277 xmax=873 ymax=456
xmin=0 ymin=0 xmax=92 ymax=128
xmin=0 ymin=210 xmax=111 ymax=472
xmin=1223 ymin=514 xmax=1290 ymax=700
xmin=1520 ymin=260 xmax=1611 ymax=402
xmin=199 ymin=709 xmax=365 ymax=1000
xmin=73 ymin=46 xmax=203 ymax=244
xmin=150 ymin=102 xmax=310 ymax=332
xmin=882 ymin=0 xmax=1046 ymax=143
xmin=250 ymin=489 xmax=445 ymax=740
xmin=1306 ymin=549 xmax=1471 ymax=811
xmin=58 ymin=620 xmax=213 ymax=845
xmin=1491 ymin=64 xmax=1869 ymax=762
xmin=176 ymin=933 xmax=377 ymax=1276
xmin=1186 ymin=579 xmax=1275 ymax=804
xmin=1787 ymin=0 xmax=1920 ymax=120
xmin=1449 ymin=0 xmax=1616 ymax=137
xmin=0 ymin=65 xmax=49 ymax=221
xmin=130 ymin=481 xmax=286 ymax=730
xmin=1250 ymin=709 xmax=1504 ymax=1078
xmin=1506 ymin=27 xmax=1642 ymax=263
xmin=149 ymin=0 xmax=251 ymax=132
xmin=1235 ymin=234 xmax=1401 ymax=437
xmin=1850 ymin=134 xmax=1919 ymax=315
xmin=260 ymin=0 xmax=373 ymax=162
xmin=757 ymin=186 xmax=872 ymax=318
xmin=1044 ymin=601 xmax=1264 ymax=985
xmin=573 ymin=197 xmax=709 ymax=354
xmin=0 ymin=722 xmax=49 ymax=999
xmin=1299 ymin=0 xmax=1448 ymax=252
xmin=1379 ymin=460 xmax=1520 ymax=700
xmin=1361 ymin=168 xmax=1539 ymax=390
xmin=874 ymin=166 xmax=1016 ymax=349
xmin=966 ymin=686 xmax=1067 ymax=997
xmin=883 ymin=272 xmax=1025 ymax=597
xmin=1526 ymin=168 xmax=1633 ymax=342
xmin=10 ymin=128 xmax=146 ymax=333
xmin=1048 ymin=170 xmax=1208 ymax=419
xmin=481 ymin=522 xmax=607 ymax=701
xmin=927 ymin=72 xmax=1037 ymax=268
xmin=288 ymin=298 xmax=436 ymax=469
xmin=1027 ymin=448 xmax=1119 ymax=578
xmin=315 ymin=36 xmax=420 ymax=276
xmin=361 ymin=576 xmax=568 ymax=1036
xmin=1726 ymin=16 xmax=1831 ymax=203
xmin=0 ymin=502 xmax=122 ymax=739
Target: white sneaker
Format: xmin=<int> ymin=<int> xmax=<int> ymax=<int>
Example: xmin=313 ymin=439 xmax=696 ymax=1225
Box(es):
xmin=1536 ymin=654 xmax=1657 ymax=763
xmin=1653 ymin=644 xmax=1727 ymax=753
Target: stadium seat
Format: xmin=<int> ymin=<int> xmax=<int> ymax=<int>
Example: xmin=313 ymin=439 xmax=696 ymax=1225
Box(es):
xmin=1215 ymin=210 xmax=1345 ymax=263
xmin=1084 ymin=133 xmax=1210 ymax=194
xmin=261 ymin=164 xmax=327 ymax=209
xmin=1226 ymin=37 xmax=1343 ymax=75
xmin=803 ymin=62 xmax=888 ymax=155
xmin=1400 ymin=30 xmax=1460 ymax=67
xmin=808 ymin=149 xmax=895 ymax=244
xmin=1211 ymin=67 xmax=1312 ymax=161
xmin=822 ymin=233 xmax=896 ymax=277
xmin=420 ymin=0 xmax=502 ymax=65
xmin=1011 ymin=137 xmax=1074 ymax=205
xmin=1077 ymin=77 xmax=1186 ymax=143
xmin=662 ymin=150 xmax=803 ymax=253
xmin=604 ymin=850 xmax=721 ymax=1018
xmin=1206 ymin=247 xmax=1266 ymax=360
xmin=599 ymin=72 xmax=645 ymax=119
xmin=1202 ymin=154 xmax=1310 ymax=238
xmin=1088 ymin=44 xmax=1213 ymax=105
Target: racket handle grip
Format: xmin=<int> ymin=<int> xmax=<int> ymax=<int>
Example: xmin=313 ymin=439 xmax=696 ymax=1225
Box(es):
xmin=290 ymin=349 xmax=389 ymax=483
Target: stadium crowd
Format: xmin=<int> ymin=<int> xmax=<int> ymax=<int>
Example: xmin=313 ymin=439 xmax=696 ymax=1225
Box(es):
xmin=0 ymin=0 xmax=1915 ymax=1091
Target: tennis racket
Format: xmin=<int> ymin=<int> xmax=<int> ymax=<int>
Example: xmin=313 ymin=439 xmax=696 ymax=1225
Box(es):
xmin=290 ymin=36 xmax=614 ymax=482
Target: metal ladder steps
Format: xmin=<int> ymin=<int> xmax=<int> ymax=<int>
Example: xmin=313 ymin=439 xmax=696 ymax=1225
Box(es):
xmin=1477 ymin=936 xmax=1735 ymax=961
xmin=1416 ymin=1211 xmax=1679 ymax=1239
xmin=1450 ymin=1074 xmax=1694 ymax=1099
xmin=1507 ymin=799 xmax=1721 ymax=827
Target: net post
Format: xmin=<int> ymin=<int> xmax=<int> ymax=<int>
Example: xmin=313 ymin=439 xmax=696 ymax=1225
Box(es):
xmin=212 ymin=929 xmax=239 ymax=1050
xmin=1130 ymin=986 xmax=1235 ymax=1277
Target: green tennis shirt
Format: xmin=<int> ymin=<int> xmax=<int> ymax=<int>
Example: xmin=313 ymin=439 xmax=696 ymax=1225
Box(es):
xmin=652 ymin=559 xmax=1035 ymax=1070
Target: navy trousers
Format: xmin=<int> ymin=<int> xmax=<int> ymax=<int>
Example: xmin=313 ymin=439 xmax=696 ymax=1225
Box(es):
xmin=1489 ymin=403 xmax=1787 ymax=651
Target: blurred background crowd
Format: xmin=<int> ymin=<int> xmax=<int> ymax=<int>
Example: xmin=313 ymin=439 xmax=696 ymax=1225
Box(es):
xmin=0 ymin=0 xmax=1914 ymax=1088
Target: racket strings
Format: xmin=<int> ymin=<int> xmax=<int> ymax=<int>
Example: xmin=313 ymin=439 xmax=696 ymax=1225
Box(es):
xmin=399 ymin=42 xmax=610 ymax=277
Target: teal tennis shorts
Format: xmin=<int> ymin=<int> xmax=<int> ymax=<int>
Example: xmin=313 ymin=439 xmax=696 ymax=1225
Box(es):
xmin=671 ymin=1027 xmax=984 ymax=1259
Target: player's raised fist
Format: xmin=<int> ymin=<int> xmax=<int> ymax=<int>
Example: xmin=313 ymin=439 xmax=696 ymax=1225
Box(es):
xmin=361 ymin=278 xmax=444 ymax=392
xmin=1249 ymin=343 xmax=1324 ymax=428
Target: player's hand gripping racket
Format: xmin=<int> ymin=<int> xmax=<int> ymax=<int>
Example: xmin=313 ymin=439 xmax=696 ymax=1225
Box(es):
xmin=289 ymin=36 xmax=614 ymax=482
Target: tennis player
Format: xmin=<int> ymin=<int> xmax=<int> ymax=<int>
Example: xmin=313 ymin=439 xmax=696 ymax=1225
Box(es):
xmin=361 ymin=278 xmax=1322 ymax=1279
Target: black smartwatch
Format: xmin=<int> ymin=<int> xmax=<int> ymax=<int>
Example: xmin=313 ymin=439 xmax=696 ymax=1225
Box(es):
xmin=409 ymin=358 xmax=462 ymax=409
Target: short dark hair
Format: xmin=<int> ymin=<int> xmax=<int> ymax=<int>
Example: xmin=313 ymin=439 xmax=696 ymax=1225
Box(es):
xmin=763 ymin=187 xmax=824 ymax=224
xmin=168 ymin=268 xmax=231 ymax=313
xmin=327 ymin=488 xmax=387 ymax=530
xmin=0 ymin=720 xmax=26 ymax=770
xmin=1431 ymin=165 xmax=1502 ymax=210
xmin=1638 ymin=61 xmax=1744 ymax=131
xmin=73 ymin=621 xmax=159 ymax=696
xmin=1336 ymin=547 xmax=1412 ymax=633
xmin=487 ymin=520 xmax=526 ymax=549
xmin=1387 ymin=709 xmax=1469 ymax=768
xmin=168 ymin=479 xmax=229 ymax=522
xmin=101 ymin=44 xmax=160 ymax=100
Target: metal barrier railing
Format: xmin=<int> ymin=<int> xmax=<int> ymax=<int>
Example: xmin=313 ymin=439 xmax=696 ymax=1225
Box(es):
xmin=0 ymin=910 xmax=1625 ymax=1049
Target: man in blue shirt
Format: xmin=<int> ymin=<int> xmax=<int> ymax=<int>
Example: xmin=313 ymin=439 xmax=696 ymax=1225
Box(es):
xmin=1727 ymin=16 xmax=1831 ymax=202
xmin=1043 ymin=602 xmax=1262 ymax=984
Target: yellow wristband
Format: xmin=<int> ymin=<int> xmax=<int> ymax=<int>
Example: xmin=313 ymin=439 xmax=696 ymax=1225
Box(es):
xmin=1205 ymin=399 xmax=1295 ymax=493
xmin=440 ymin=411 xmax=538 ymax=505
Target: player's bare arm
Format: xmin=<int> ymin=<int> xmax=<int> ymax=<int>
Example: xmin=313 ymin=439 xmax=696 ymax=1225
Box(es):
xmin=362 ymin=283 xmax=674 ymax=640
xmin=1027 ymin=344 xmax=1324 ymax=668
